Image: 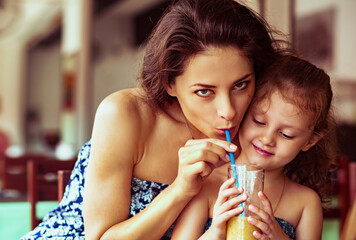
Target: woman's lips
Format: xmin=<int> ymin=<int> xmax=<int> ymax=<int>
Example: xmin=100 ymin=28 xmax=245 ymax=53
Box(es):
xmin=253 ymin=144 xmax=274 ymax=157
xmin=218 ymin=127 xmax=236 ymax=136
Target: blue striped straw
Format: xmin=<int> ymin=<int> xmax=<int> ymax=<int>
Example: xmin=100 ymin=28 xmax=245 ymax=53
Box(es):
xmin=225 ymin=130 xmax=245 ymax=216
xmin=225 ymin=130 xmax=237 ymax=185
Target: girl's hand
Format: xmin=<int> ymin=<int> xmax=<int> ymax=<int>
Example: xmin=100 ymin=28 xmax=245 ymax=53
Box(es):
xmin=174 ymin=138 xmax=236 ymax=198
xmin=247 ymin=191 xmax=290 ymax=240
xmin=200 ymin=177 xmax=246 ymax=240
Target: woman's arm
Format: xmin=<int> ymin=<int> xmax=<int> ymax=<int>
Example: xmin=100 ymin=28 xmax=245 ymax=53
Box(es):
xmin=83 ymin=90 xmax=235 ymax=240
xmin=83 ymin=90 xmax=143 ymax=239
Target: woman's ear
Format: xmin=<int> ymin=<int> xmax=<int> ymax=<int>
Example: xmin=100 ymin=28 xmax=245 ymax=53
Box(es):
xmin=165 ymin=82 xmax=177 ymax=97
xmin=301 ymin=132 xmax=324 ymax=152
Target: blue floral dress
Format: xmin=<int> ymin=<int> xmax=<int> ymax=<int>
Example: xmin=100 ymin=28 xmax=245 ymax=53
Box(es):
xmin=20 ymin=141 xmax=296 ymax=240
xmin=20 ymin=141 xmax=172 ymax=240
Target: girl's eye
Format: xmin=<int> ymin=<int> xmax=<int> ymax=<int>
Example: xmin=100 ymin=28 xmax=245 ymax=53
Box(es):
xmin=195 ymin=89 xmax=213 ymax=97
xmin=253 ymin=117 xmax=265 ymax=125
xmin=234 ymin=81 xmax=248 ymax=90
xmin=281 ymin=132 xmax=294 ymax=139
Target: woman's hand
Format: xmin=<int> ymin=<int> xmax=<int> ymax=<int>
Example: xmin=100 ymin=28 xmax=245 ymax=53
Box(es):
xmin=247 ymin=191 xmax=290 ymax=240
xmin=173 ymin=138 xmax=237 ymax=198
xmin=201 ymin=177 xmax=246 ymax=240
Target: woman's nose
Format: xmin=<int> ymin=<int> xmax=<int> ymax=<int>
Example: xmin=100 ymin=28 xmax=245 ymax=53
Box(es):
xmin=217 ymin=96 xmax=236 ymax=121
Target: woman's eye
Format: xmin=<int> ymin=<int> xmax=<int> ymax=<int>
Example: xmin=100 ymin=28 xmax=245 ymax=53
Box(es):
xmin=234 ymin=81 xmax=248 ymax=90
xmin=195 ymin=89 xmax=212 ymax=97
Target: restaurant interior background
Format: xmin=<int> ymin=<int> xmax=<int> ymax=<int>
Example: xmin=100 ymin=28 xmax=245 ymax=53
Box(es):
xmin=0 ymin=0 xmax=355 ymax=239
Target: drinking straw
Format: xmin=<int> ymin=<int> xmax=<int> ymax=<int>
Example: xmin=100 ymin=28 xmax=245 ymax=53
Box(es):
xmin=225 ymin=130 xmax=245 ymax=216
xmin=225 ymin=130 xmax=238 ymax=187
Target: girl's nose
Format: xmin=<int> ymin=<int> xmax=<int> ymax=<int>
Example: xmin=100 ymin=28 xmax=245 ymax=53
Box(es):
xmin=260 ymin=130 xmax=276 ymax=147
xmin=217 ymin=96 xmax=236 ymax=121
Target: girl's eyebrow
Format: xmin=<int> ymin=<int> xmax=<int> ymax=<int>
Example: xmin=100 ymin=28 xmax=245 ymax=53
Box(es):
xmin=189 ymin=73 xmax=254 ymax=88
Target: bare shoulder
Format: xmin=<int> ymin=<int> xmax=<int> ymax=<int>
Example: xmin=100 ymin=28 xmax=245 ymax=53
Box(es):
xmin=83 ymin=88 xmax=156 ymax=237
xmin=286 ymin=180 xmax=321 ymax=205
xmin=96 ymin=88 xmax=153 ymax=126
xmin=280 ymin=178 xmax=322 ymax=234
xmin=90 ymin=88 xmax=156 ymax=169
xmin=93 ymin=88 xmax=155 ymax=145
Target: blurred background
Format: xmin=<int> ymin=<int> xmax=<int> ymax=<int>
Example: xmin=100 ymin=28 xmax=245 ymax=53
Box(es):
xmin=0 ymin=0 xmax=355 ymax=239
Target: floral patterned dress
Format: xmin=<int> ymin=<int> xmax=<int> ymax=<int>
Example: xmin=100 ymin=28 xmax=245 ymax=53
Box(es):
xmin=20 ymin=141 xmax=173 ymax=240
xmin=20 ymin=141 xmax=296 ymax=240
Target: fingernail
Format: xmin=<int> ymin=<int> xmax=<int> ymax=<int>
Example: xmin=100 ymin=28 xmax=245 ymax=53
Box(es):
xmin=230 ymin=145 xmax=237 ymax=150
xmin=226 ymin=154 xmax=230 ymax=161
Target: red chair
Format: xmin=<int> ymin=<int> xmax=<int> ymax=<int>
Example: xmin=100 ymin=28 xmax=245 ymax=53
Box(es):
xmin=27 ymin=157 xmax=76 ymax=229
xmin=325 ymin=155 xmax=351 ymax=231
xmin=0 ymin=154 xmax=32 ymax=193
xmin=337 ymin=155 xmax=351 ymax=227
xmin=57 ymin=170 xmax=72 ymax=202
xmin=0 ymin=130 xmax=9 ymax=155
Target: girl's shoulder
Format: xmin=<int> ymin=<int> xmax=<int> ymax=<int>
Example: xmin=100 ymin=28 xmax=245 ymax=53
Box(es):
xmin=278 ymin=178 xmax=322 ymax=227
xmin=285 ymin=178 xmax=320 ymax=202
xmin=283 ymin=180 xmax=323 ymax=237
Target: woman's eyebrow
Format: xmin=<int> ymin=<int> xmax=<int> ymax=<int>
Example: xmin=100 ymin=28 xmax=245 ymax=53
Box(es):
xmin=233 ymin=73 xmax=254 ymax=84
xmin=190 ymin=73 xmax=254 ymax=88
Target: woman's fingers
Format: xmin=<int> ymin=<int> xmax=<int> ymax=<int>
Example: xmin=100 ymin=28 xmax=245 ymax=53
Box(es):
xmin=175 ymin=138 xmax=238 ymax=197
xmin=185 ymin=138 xmax=237 ymax=152
xmin=180 ymin=139 xmax=235 ymax=167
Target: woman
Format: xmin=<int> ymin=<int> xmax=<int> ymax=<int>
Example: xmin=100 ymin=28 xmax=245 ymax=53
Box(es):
xmin=21 ymin=0 xmax=282 ymax=239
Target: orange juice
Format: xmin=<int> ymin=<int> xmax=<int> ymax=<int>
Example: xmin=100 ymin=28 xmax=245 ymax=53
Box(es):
xmin=226 ymin=216 xmax=260 ymax=240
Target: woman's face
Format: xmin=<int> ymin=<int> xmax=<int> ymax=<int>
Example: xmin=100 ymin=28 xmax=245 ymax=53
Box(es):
xmin=167 ymin=46 xmax=255 ymax=140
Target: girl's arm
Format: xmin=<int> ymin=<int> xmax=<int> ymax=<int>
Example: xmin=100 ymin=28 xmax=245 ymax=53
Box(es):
xmin=171 ymin=184 xmax=211 ymax=240
xmin=200 ymin=178 xmax=245 ymax=240
xmin=247 ymin=192 xmax=291 ymax=240
xmin=83 ymin=90 xmax=234 ymax=240
xmin=294 ymin=188 xmax=323 ymax=240
xmin=172 ymin=178 xmax=245 ymax=240
xmin=248 ymin=188 xmax=322 ymax=240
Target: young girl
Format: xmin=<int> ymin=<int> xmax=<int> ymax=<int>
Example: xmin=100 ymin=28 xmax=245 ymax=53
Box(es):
xmin=171 ymin=55 xmax=338 ymax=240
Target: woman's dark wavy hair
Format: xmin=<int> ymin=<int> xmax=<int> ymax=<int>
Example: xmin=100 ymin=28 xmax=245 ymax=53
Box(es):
xmin=252 ymin=55 xmax=339 ymax=207
xmin=139 ymin=0 xmax=283 ymax=109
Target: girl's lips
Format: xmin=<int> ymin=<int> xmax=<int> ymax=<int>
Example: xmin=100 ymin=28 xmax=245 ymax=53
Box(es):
xmin=253 ymin=144 xmax=274 ymax=157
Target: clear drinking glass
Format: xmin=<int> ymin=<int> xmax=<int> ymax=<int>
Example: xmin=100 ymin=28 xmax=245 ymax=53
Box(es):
xmin=226 ymin=164 xmax=265 ymax=240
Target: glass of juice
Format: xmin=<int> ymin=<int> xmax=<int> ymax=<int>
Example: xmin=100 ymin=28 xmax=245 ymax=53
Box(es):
xmin=226 ymin=164 xmax=265 ymax=240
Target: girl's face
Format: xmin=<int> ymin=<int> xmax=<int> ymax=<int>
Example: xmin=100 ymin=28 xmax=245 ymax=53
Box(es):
xmin=238 ymin=90 xmax=320 ymax=171
xmin=167 ymin=46 xmax=255 ymax=140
